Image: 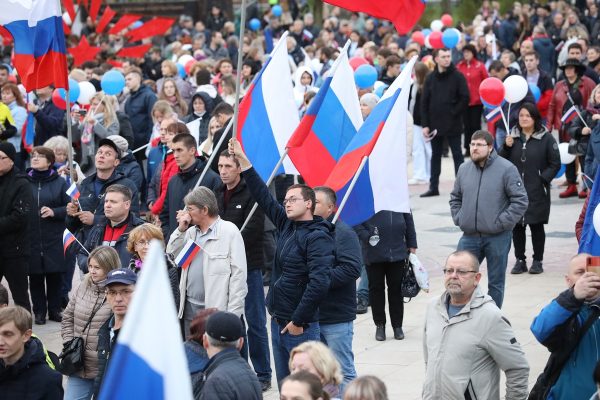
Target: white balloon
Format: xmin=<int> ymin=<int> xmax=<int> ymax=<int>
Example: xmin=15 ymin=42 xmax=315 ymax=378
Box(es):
xmin=594 ymin=205 xmax=600 ymax=236
xmin=62 ymin=12 xmax=72 ymax=26
xmin=373 ymin=81 xmax=385 ymax=91
xmin=503 ymin=75 xmax=529 ymax=103
xmin=431 ymin=20 xmax=444 ymax=32
xmin=558 ymin=142 xmax=576 ymax=164
xmin=424 ymin=36 xmax=432 ymax=49
xmin=178 ymin=55 xmax=194 ymax=66
xmin=77 ymin=81 xmax=96 ymax=105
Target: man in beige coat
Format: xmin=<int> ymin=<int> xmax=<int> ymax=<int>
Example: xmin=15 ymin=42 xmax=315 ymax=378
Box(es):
xmin=167 ymin=186 xmax=247 ymax=336
xmin=422 ymin=250 xmax=529 ymax=400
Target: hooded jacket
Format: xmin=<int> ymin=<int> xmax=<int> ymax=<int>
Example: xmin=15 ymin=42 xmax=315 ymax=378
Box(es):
xmin=450 ymin=151 xmax=528 ymax=236
xmin=184 ymin=92 xmax=214 ymax=145
xmin=423 ymin=286 xmax=530 ymax=400
xmin=547 ymin=76 xmax=596 ymax=133
xmin=124 ymin=84 xmax=157 ymax=149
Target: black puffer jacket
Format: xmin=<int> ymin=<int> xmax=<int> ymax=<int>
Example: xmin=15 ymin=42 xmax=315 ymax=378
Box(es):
xmin=0 ymin=336 xmax=63 ymax=400
xmin=124 ymin=84 xmax=157 ymax=149
xmin=0 ymin=167 xmax=33 ymax=259
xmin=116 ymin=151 xmax=145 ymax=193
xmin=242 ymin=167 xmax=334 ymax=325
xmin=26 ymin=169 xmax=70 ymax=274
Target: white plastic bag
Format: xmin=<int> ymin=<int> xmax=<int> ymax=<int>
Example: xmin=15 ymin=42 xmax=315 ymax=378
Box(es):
xmin=409 ymin=253 xmax=429 ymax=292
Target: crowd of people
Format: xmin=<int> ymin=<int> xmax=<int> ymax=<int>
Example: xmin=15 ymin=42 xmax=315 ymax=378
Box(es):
xmin=2 ymin=0 xmax=600 ymax=399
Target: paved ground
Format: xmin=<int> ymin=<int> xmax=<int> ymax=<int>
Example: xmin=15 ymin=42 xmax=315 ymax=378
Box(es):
xmin=15 ymin=156 xmax=583 ymax=399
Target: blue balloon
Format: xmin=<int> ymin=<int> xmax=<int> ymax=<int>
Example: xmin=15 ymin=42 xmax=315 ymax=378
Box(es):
xmin=58 ymin=78 xmax=80 ymax=104
xmin=101 ymin=70 xmax=126 ymax=95
xmin=354 ymin=64 xmax=378 ymax=89
xmin=249 ymin=18 xmax=261 ymax=31
xmin=442 ymin=28 xmax=460 ymax=48
xmin=131 ymin=21 xmax=143 ymax=29
xmin=422 ymin=28 xmax=432 ymax=37
xmin=555 ymin=164 xmax=566 ymax=179
xmin=374 ymin=84 xmax=388 ymax=98
xmin=272 ymin=5 xmax=283 ymax=17
xmin=529 ymin=83 xmax=541 ymax=102
xmin=177 ymin=63 xmax=186 ymax=78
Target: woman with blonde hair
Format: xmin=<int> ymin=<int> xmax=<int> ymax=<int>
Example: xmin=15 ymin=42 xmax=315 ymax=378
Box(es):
xmin=343 ymin=376 xmax=388 ymax=400
xmin=61 ymin=246 xmax=119 ymax=400
xmin=79 ymin=92 xmax=119 ymax=172
xmin=157 ymin=60 xmax=193 ymax=103
xmin=199 ymin=116 xmax=221 ymax=158
xmin=289 ymin=341 xmax=343 ymax=398
xmin=158 ymin=77 xmax=188 ymax=118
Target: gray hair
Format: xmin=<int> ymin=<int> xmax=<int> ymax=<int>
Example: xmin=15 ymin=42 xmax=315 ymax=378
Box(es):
xmin=446 ymin=250 xmax=480 ymax=272
xmin=184 ymin=187 xmax=219 ymax=217
xmin=43 ymin=135 xmax=71 ymax=154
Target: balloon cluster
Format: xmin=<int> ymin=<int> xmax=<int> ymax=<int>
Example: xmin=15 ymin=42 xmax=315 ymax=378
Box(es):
xmin=479 ymin=75 xmax=530 ymax=107
xmin=177 ymin=55 xmax=197 ymax=78
xmin=51 ymin=71 xmax=127 ymax=110
xmin=411 ymin=14 xmax=460 ymax=49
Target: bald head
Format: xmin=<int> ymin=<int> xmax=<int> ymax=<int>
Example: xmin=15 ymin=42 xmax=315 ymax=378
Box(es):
xmin=566 ymin=253 xmax=590 ymax=288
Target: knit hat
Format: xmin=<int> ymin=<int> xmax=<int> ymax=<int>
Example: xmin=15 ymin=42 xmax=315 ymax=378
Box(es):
xmin=360 ymin=93 xmax=380 ymax=109
xmin=98 ymin=138 xmax=122 ymax=159
xmin=205 ymin=311 xmax=244 ymax=342
xmin=0 ymin=142 xmax=16 ymax=162
xmin=106 ymin=135 xmax=129 ymax=158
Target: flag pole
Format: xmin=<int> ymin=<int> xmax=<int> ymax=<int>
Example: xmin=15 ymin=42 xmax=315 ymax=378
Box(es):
xmin=499 ymin=107 xmax=510 ymax=136
xmin=231 ymin=0 xmax=247 ymax=156
xmin=194 ymin=118 xmax=233 ymax=189
xmin=332 ymin=156 xmax=369 ymax=224
xmin=65 ymin=89 xmax=76 ymax=184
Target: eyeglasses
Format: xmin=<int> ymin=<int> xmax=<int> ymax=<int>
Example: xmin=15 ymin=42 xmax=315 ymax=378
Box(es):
xmin=283 ymin=197 xmax=305 ymax=205
xmin=31 ymin=154 xmax=47 ymax=159
xmin=135 ymin=240 xmax=151 ymax=247
xmin=469 ymin=142 xmax=489 ymax=148
xmin=106 ymin=288 xmax=134 ymax=297
xmin=443 ymin=269 xmax=478 ymax=276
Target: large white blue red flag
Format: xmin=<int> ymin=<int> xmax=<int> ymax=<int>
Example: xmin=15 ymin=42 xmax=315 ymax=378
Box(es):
xmin=99 ymin=241 xmax=193 ymax=400
xmin=325 ymin=56 xmax=417 ymax=226
xmin=0 ymin=0 xmax=68 ymax=90
xmin=236 ymin=31 xmax=299 ymax=181
xmin=287 ymin=45 xmax=363 ymax=187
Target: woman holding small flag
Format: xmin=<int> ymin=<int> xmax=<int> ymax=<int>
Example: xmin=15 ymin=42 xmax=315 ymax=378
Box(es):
xmin=25 ymin=146 xmax=70 ymax=325
xmin=500 ymin=103 xmax=560 ymax=275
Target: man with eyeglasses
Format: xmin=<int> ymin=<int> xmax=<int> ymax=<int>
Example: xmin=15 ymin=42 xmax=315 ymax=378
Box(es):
xmin=422 ymin=250 xmax=529 ymax=400
xmin=93 ymin=268 xmax=137 ymax=397
xmin=450 ymin=130 xmax=528 ymax=308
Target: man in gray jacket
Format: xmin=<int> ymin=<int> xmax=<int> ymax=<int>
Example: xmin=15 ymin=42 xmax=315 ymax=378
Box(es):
xmin=450 ymin=130 xmax=528 ymax=308
xmin=423 ymin=250 xmax=529 ymax=400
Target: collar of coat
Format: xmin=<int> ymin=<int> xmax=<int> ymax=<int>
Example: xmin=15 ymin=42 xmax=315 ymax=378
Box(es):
xmin=509 ymin=127 xmax=548 ymax=140
xmin=436 ymin=285 xmax=495 ymax=324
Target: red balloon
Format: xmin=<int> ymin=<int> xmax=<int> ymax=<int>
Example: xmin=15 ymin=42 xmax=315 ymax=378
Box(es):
xmin=411 ymin=31 xmax=425 ymax=46
xmin=185 ymin=59 xmax=197 ymax=75
xmin=479 ymin=77 xmax=505 ymax=106
xmin=441 ymin=14 xmax=453 ymax=27
xmin=52 ymin=89 xmax=66 ymax=110
xmin=429 ymin=31 xmax=444 ymax=49
xmin=349 ymin=57 xmax=368 ymax=71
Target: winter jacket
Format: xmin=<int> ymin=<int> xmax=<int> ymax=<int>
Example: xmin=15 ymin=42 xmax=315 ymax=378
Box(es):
xmin=77 ymin=212 xmax=145 ymax=272
xmin=0 ymin=336 xmax=63 ymax=400
xmin=116 ymin=150 xmax=145 ymax=193
xmin=494 ymin=69 xmax=537 ymax=132
xmin=6 ymin=100 xmax=27 ymax=152
xmin=450 ymin=151 xmax=528 ymax=236
xmin=242 ymin=166 xmax=334 ymax=325
xmin=185 ymin=340 xmax=209 ymax=394
xmin=94 ymin=315 xmax=117 ymax=399
xmin=215 ymin=179 xmax=265 ymax=270
xmin=320 ymin=219 xmax=362 ymax=325
xmin=585 ymin=122 xmax=600 ymax=178
xmin=197 ymin=348 xmax=262 ymax=400
xmin=26 ymin=169 xmax=70 ymax=274
xmin=127 ymin=253 xmax=180 ymax=309
xmin=0 ymin=167 xmax=33 ymax=259
xmin=184 ymin=92 xmax=214 ymax=145
xmin=523 ymin=69 xmax=554 ymax=119
xmin=167 ymin=217 xmax=247 ymax=318
xmin=159 ymin=158 xmax=221 ymax=239
xmin=61 ymin=277 xmax=112 ymax=379
xmin=124 ymin=84 xmax=157 ymax=149
xmin=355 ymin=211 xmax=417 ymax=265
xmin=547 ymin=76 xmax=596 ymax=133
xmin=150 ymin=151 xmax=178 ymax=215
xmin=421 ymin=63 xmax=470 ymax=136
xmin=533 ymin=35 xmax=557 ymax=77
xmin=423 ymin=286 xmax=529 ymax=399
xmin=456 ymin=59 xmax=488 ymax=106
xmin=569 ymin=107 xmax=600 ymax=162
xmin=115 ymin=111 xmax=134 ymax=149
xmin=530 ymin=289 xmax=600 ymax=400
xmin=32 ymin=99 xmax=65 ymax=146
xmin=499 ymin=128 xmax=561 ymax=225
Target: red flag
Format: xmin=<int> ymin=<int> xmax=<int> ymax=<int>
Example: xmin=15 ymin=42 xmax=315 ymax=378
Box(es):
xmin=62 ymin=0 xmax=76 ymax=21
xmin=68 ymin=36 xmax=101 ymax=67
xmin=126 ymin=18 xmax=175 ymax=42
xmin=63 ymin=20 xmax=71 ymax=35
xmin=108 ymin=14 xmax=142 ymax=35
xmin=323 ymin=0 xmax=426 ymax=34
xmin=117 ymin=44 xmax=152 ymax=58
xmin=96 ymin=6 xmax=117 ymax=33
xmin=89 ymin=0 xmax=102 ymax=22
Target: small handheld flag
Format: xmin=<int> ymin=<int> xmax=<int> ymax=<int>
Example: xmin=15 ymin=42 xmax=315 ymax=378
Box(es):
xmin=66 ymin=182 xmax=80 ymax=200
xmin=174 ymin=239 xmax=201 ymax=270
xmin=485 ymin=106 xmax=503 ymax=125
xmin=561 ymin=105 xmax=578 ymax=124
xmin=62 ymin=229 xmax=76 ymax=255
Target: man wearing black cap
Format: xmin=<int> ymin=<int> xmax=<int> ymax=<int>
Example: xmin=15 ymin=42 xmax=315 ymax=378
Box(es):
xmin=0 ymin=142 xmax=32 ymax=312
xmin=93 ymin=268 xmax=137 ymax=398
xmin=198 ymin=311 xmax=262 ymax=400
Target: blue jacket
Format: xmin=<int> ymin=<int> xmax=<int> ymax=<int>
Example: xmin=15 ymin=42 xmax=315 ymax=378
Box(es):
xmin=585 ymin=124 xmax=600 ymax=178
xmin=320 ymin=219 xmax=362 ymax=325
xmin=117 ymin=151 xmax=145 ymax=193
xmin=124 ymin=84 xmax=157 ymax=149
xmin=533 ymin=36 xmax=556 ymax=76
xmin=242 ymin=167 xmax=335 ymax=325
xmin=33 ymin=100 xmax=65 ymax=146
xmin=530 ymin=289 xmax=600 ymax=400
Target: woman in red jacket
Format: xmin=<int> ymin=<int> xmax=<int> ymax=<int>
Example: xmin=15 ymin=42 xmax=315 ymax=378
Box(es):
xmin=456 ymin=44 xmax=488 ymax=157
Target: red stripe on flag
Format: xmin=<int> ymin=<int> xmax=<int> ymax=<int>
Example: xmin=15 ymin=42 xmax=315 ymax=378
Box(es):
xmin=289 ymin=129 xmax=338 ymax=187
xmin=236 ymin=84 xmax=254 ymax=143
xmin=13 ymin=51 xmax=68 ymax=91
xmin=287 ymin=115 xmax=315 ymax=149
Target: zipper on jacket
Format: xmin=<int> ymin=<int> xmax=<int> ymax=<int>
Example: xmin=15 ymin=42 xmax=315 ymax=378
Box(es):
xmin=273 ymin=227 xmax=296 ymax=311
xmin=474 ymin=167 xmax=484 ymax=233
xmin=520 ymin=141 xmax=527 ymax=226
xmin=37 ymin=182 xmax=44 ymax=257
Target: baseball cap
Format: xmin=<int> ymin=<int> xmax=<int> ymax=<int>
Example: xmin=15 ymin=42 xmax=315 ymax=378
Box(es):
xmin=98 ymin=138 xmax=122 ymax=159
xmin=205 ymin=311 xmax=243 ymax=342
xmin=104 ymin=268 xmax=137 ymax=286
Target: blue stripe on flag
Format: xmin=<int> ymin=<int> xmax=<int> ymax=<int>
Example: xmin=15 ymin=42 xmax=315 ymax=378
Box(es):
xmin=336 ymin=159 xmax=376 ymax=226
xmin=5 ymin=16 xmax=67 ymax=57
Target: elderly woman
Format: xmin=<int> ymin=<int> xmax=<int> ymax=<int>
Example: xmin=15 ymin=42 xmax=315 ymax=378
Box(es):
xmin=43 ymin=135 xmax=85 ymax=184
xmin=289 ymin=341 xmax=343 ymax=398
xmin=61 ymin=246 xmax=118 ymax=400
xmin=126 ymin=223 xmax=180 ymax=308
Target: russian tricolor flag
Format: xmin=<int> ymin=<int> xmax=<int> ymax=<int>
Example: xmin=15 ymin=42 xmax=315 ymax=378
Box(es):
xmin=62 ymin=229 xmax=76 ymax=255
xmin=325 ymin=56 xmax=417 ymax=226
xmin=236 ymin=31 xmax=299 ymax=181
xmin=287 ymin=46 xmax=363 ymax=187
xmin=485 ymin=106 xmax=503 ymax=124
xmin=561 ymin=105 xmax=579 ymax=124
xmin=99 ymin=241 xmax=193 ymax=400
xmin=0 ymin=0 xmax=68 ymax=91
xmin=174 ymin=239 xmax=201 ymax=270
xmin=66 ymin=182 xmax=80 ymax=200
xmin=22 ymin=111 xmax=35 ymax=153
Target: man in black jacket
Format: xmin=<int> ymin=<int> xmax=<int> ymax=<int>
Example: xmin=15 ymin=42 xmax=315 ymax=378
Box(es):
xmin=124 ymin=68 xmax=157 ymax=164
xmin=27 ymin=86 xmax=65 ymax=146
xmin=198 ymin=311 xmax=262 ymax=400
xmin=420 ymin=48 xmax=470 ymax=197
xmin=314 ymin=186 xmax=362 ymax=389
xmin=215 ymin=150 xmax=271 ymax=391
xmin=0 ymin=142 xmax=32 ymax=312
xmin=230 ymin=137 xmax=334 ymax=386
xmin=159 ymin=133 xmax=221 ymax=239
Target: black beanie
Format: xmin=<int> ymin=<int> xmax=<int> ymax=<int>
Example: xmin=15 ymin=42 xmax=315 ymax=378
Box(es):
xmin=0 ymin=142 xmax=16 ymax=162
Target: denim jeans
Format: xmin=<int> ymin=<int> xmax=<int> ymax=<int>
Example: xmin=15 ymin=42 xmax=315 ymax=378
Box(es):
xmin=356 ymin=264 xmax=369 ymax=302
xmin=271 ymin=319 xmax=320 ymax=387
xmin=244 ymin=269 xmax=272 ymax=383
xmin=320 ymin=322 xmax=357 ymax=391
xmin=457 ymin=230 xmax=512 ymax=308
xmin=64 ymin=375 xmax=94 ymax=400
